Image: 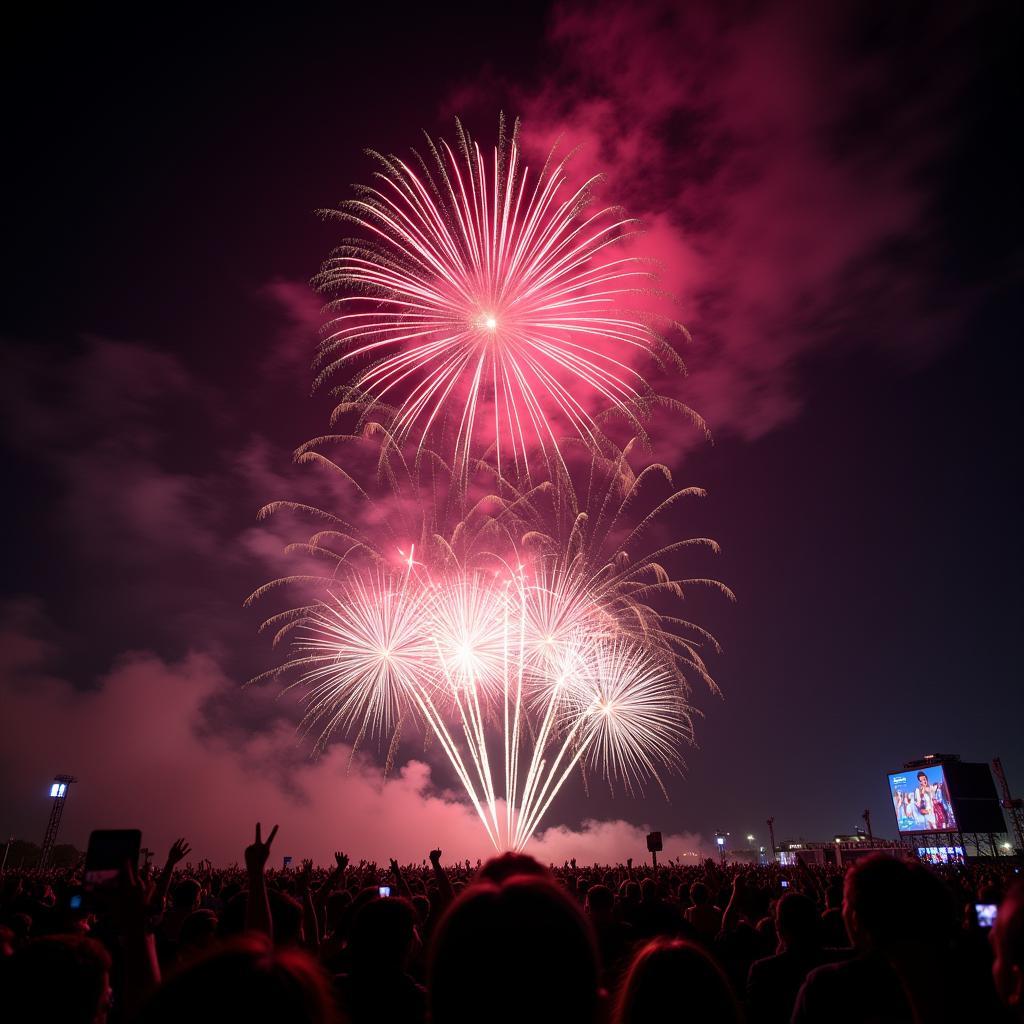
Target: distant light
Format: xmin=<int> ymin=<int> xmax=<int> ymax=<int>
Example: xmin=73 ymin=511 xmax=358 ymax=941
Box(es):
xmin=716 ymin=836 xmax=725 ymax=847
xmin=49 ymin=783 xmax=60 ymax=797
xmin=1003 ymin=842 xmax=1013 ymax=850
xmin=746 ymin=834 xmax=755 ymax=842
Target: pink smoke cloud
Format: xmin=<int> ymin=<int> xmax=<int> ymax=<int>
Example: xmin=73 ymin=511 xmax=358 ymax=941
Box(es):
xmin=258 ymin=277 xmax=323 ymax=375
xmin=440 ymin=1 xmax=970 ymax=452
xmin=0 ymin=599 xmax=709 ymax=863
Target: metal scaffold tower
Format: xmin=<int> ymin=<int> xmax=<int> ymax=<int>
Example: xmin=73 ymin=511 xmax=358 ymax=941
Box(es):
xmin=39 ymin=774 xmax=76 ymax=868
xmin=992 ymin=757 xmax=1024 ymax=855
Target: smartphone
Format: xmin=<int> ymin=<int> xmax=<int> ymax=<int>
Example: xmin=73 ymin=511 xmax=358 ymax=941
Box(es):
xmin=975 ymin=903 xmax=998 ymax=929
xmin=378 ymin=885 xmax=392 ymax=898
xmin=84 ymin=830 xmax=141 ymax=905
xmin=781 ymin=879 xmax=790 ymax=889
xmin=69 ymin=893 xmax=83 ymax=910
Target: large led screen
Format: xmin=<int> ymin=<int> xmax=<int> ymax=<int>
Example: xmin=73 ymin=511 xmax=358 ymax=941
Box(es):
xmin=888 ymin=765 xmax=958 ymax=833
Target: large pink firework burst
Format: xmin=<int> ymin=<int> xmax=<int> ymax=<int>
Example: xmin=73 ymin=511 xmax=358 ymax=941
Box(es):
xmin=313 ymin=116 xmax=695 ymax=484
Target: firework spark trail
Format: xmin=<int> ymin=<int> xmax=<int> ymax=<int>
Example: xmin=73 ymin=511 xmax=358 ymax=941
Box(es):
xmin=247 ymin=426 xmax=731 ymax=848
xmin=251 ymin=120 xmax=731 ymax=849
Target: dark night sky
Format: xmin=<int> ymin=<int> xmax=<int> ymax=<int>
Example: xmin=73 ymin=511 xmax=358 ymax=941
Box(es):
xmin=1 ymin=2 xmax=1021 ymax=861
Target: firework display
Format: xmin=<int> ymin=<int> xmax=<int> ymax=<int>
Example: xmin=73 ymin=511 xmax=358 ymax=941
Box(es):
xmin=313 ymin=116 xmax=704 ymax=484
xmin=251 ymin=120 xmax=730 ymax=850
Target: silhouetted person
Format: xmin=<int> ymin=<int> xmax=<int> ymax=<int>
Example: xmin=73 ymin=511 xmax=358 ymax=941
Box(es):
xmin=5 ymin=934 xmax=113 ymax=1024
xmin=632 ymin=876 xmax=679 ymax=940
xmin=430 ymin=858 xmax=601 ymax=1024
xmin=747 ymin=892 xmax=836 ymax=1024
xmin=820 ymin=878 xmax=848 ymax=947
xmin=177 ymin=909 xmax=219 ymax=962
xmin=614 ymin=937 xmax=742 ymax=1024
xmin=684 ymin=881 xmax=722 ymax=941
xmin=475 ymin=850 xmax=552 ymax=885
xmin=993 ymin=880 xmax=1024 ymax=1019
xmin=136 ymin=933 xmax=337 ymax=1024
xmin=793 ymin=856 xmax=916 ymax=1023
xmin=335 ymin=895 xmax=425 ymax=1024
xmin=794 ymin=854 xmax=995 ymax=1023
xmin=586 ymin=883 xmax=634 ymax=986
xmin=156 ymin=878 xmax=200 ymax=963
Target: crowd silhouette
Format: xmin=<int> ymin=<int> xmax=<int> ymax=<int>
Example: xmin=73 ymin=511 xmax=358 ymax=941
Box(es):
xmin=1 ymin=823 xmax=1022 ymax=1022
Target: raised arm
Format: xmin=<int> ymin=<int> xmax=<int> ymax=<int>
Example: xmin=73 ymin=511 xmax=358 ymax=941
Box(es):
xmin=390 ymin=858 xmax=414 ymax=900
xmin=113 ymin=860 xmax=161 ymax=1019
xmin=244 ymin=822 xmax=278 ymax=940
xmin=720 ymin=872 xmax=744 ymax=935
xmin=429 ymin=848 xmax=454 ymax=907
xmin=313 ymin=851 xmax=348 ymax=914
xmin=153 ymin=837 xmax=191 ymax=911
xmin=295 ymin=859 xmax=320 ymax=949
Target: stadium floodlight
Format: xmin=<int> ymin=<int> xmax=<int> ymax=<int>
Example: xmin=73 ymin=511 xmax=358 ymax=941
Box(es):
xmin=40 ymin=775 xmax=76 ymax=868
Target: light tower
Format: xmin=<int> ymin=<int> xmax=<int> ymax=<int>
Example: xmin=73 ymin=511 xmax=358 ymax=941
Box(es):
xmin=992 ymin=757 xmax=1024 ymax=855
xmin=39 ymin=774 xmax=76 ymax=868
xmin=766 ymin=816 xmax=777 ymax=861
xmin=862 ymin=808 xmax=873 ymax=841
xmin=715 ymin=830 xmax=728 ymax=864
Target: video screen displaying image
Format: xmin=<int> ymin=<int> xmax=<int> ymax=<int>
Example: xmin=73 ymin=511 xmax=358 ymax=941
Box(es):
xmin=889 ymin=765 xmax=958 ymax=833
xmin=917 ymin=846 xmax=965 ymax=865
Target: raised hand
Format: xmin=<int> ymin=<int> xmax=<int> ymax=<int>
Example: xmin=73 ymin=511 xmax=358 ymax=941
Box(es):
xmin=429 ymin=848 xmax=442 ymax=864
xmin=113 ymin=861 xmax=161 ymax=1013
xmin=389 ymin=857 xmax=401 ymax=876
xmin=244 ymin=822 xmax=279 ymax=875
xmin=113 ymin=860 xmax=156 ymax=934
xmin=166 ymin=838 xmax=191 ymax=866
xmin=334 ymin=851 xmax=349 ymax=872
xmin=292 ymin=857 xmax=311 ymax=895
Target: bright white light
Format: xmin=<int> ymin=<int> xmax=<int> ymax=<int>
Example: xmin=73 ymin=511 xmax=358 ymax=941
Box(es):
xmin=716 ymin=836 xmax=725 ymax=846
xmin=484 ymin=315 xmax=497 ymax=330
xmin=49 ymin=783 xmax=59 ymax=797
xmin=747 ymin=834 xmax=755 ymax=842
